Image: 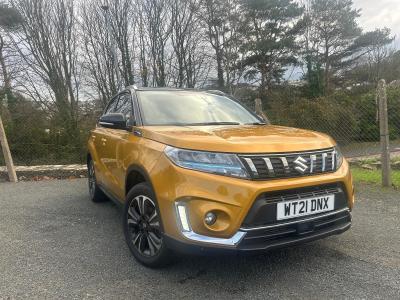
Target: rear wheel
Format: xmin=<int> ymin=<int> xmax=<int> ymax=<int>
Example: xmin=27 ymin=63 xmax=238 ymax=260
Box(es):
xmin=123 ymin=182 xmax=173 ymax=267
xmin=88 ymin=159 xmax=108 ymax=203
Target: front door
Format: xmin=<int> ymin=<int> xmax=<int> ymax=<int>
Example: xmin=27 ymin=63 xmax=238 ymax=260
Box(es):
xmin=99 ymin=92 xmax=136 ymax=201
xmin=92 ymin=95 xmax=119 ymax=186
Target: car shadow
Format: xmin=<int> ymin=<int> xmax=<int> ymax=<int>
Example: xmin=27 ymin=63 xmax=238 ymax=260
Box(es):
xmin=153 ymin=238 xmax=352 ymax=292
xmin=96 ymin=196 xmax=353 ymax=293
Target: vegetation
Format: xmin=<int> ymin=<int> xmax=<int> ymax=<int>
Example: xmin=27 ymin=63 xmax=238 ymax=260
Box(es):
xmin=0 ymin=0 xmax=398 ymax=165
xmin=351 ymin=167 xmax=400 ymax=187
xmin=264 ymin=85 xmax=400 ymax=144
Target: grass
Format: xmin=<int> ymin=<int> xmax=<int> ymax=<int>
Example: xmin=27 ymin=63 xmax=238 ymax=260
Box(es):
xmin=351 ymin=167 xmax=400 ymax=187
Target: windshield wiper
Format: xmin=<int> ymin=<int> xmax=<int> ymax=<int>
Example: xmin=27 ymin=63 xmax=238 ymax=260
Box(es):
xmin=185 ymin=122 xmax=240 ymax=126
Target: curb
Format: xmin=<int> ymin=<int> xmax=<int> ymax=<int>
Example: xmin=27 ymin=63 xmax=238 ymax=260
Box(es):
xmin=0 ymin=164 xmax=87 ymax=182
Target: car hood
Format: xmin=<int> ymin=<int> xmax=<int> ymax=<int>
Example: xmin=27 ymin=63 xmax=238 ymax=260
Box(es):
xmin=140 ymin=125 xmax=335 ymax=153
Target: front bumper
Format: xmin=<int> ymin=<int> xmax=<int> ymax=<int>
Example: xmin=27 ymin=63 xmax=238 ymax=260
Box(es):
xmin=150 ymin=154 xmax=354 ymax=250
xmin=164 ymin=208 xmax=352 ymax=255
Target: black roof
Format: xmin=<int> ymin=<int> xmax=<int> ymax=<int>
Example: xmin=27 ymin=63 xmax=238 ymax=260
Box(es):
xmin=126 ymin=85 xmax=225 ymax=95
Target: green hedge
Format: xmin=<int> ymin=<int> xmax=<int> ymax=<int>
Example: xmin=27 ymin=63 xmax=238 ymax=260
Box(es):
xmin=237 ymin=86 xmax=400 ymax=145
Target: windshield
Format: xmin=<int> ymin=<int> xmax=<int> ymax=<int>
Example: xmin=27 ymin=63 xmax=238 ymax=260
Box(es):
xmin=137 ymin=91 xmax=262 ymax=126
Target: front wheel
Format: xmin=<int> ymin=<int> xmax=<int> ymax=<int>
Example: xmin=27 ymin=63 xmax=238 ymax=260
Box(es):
xmin=123 ymin=182 xmax=173 ymax=267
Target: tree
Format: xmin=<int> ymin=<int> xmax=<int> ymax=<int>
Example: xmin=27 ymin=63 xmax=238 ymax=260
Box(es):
xmin=134 ymin=2 xmax=150 ymax=87
xmin=304 ymin=0 xmax=394 ymax=94
xmin=12 ymin=0 xmax=81 ymax=140
xmin=363 ymin=28 xmax=394 ymax=83
xmin=170 ymin=0 xmax=193 ymax=87
xmin=302 ymin=57 xmax=324 ymax=98
xmin=108 ymin=0 xmax=135 ymax=87
xmin=240 ymin=0 xmax=305 ymax=96
xmin=168 ymin=0 xmax=211 ymax=88
xmin=382 ymin=50 xmax=400 ymax=83
xmin=0 ymin=2 xmax=22 ymax=97
xmin=222 ymin=0 xmax=247 ymax=94
xmin=170 ymin=0 xmax=197 ymax=87
xmin=142 ymin=0 xmax=172 ymax=87
xmin=343 ymin=43 xmax=397 ymax=87
xmin=199 ymin=0 xmax=233 ymax=89
xmin=81 ymin=2 xmax=115 ymax=106
xmin=305 ymin=0 xmax=363 ymax=93
xmin=80 ymin=0 xmax=133 ymax=106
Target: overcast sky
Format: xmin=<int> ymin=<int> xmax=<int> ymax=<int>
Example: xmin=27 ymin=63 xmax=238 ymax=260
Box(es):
xmin=354 ymin=0 xmax=400 ymax=47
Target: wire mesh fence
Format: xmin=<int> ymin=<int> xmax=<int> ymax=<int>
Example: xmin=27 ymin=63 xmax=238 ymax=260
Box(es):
xmin=0 ymin=143 xmax=86 ymax=166
xmin=1 ymin=85 xmax=400 ymax=167
xmin=256 ymin=84 xmax=400 ymax=159
xmin=0 ymin=97 xmax=96 ymax=167
xmin=0 ymin=123 xmax=90 ymax=166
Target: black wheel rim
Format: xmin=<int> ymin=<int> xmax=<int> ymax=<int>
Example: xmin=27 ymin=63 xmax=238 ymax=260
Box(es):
xmin=127 ymin=195 xmax=162 ymax=257
xmin=88 ymin=161 xmax=96 ymax=198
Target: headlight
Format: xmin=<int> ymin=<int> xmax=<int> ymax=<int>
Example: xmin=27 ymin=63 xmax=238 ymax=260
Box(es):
xmin=334 ymin=146 xmax=343 ymax=169
xmin=164 ymin=146 xmax=249 ymax=178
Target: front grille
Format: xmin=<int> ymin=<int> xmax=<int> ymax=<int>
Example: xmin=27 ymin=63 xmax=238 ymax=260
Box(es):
xmin=242 ymin=183 xmax=348 ymax=227
xmin=240 ymin=148 xmax=337 ymax=180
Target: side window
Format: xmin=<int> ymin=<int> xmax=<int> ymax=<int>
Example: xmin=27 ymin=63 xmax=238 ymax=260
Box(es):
xmin=114 ymin=93 xmax=133 ymax=119
xmin=104 ymin=96 xmax=118 ymax=114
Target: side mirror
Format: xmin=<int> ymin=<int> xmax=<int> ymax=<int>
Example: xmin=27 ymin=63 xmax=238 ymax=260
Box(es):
xmin=99 ymin=113 xmax=128 ymax=130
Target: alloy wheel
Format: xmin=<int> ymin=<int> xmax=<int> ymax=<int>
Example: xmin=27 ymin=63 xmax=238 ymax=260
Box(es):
xmin=127 ymin=195 xmax=162 ymax=257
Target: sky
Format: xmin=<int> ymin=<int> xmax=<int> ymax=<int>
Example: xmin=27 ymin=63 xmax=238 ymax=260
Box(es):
xmin=354 ymin=0 xmax=400 ymax=47
xmin=287 ymin=0 xmax=400 ymax=80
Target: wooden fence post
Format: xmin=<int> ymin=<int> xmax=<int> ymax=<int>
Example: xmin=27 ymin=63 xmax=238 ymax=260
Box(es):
xmin=377 ymin=79 xmax=391 ymax=187
xmin=0 ymin=114 xmax=17 ymax=182
xmin=254 ymin=98 xmax=271 ymax=125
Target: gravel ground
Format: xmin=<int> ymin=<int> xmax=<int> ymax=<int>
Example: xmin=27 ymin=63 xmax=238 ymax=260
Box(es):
xmin=0 ymin=179 xmax=399 ymax=299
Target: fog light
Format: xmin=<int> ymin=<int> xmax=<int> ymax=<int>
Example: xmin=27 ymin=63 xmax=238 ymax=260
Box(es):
xmin=204 ymin=212 xmax=217 ymax=225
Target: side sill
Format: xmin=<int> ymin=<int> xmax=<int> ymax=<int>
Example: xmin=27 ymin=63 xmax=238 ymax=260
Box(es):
xmin=98 ymin=183 xmax=124 ymax=207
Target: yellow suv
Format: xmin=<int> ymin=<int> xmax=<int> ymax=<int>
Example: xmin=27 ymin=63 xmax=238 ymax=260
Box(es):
xmin=87 ymin=86 xmax=354 ymax=267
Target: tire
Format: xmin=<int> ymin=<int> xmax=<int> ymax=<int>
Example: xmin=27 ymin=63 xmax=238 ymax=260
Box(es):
xmin=88 ymin=158 xmax=108 ymax=203
xmin=123 ymin=182 xmax=174 ymax=268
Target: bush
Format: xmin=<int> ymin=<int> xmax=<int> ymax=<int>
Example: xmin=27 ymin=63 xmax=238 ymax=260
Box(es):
xmin=268 ymin=95 xmax=358 ymax=144
xmin=261 ymin=86 xmax=400 ymax=144
xmin=1 ymin=85 xmax=399 ymax=166
xmin=355 ymin=87 xmax=400 ymax=141
xmin=1 ymin=92 xmax=98 ymax=166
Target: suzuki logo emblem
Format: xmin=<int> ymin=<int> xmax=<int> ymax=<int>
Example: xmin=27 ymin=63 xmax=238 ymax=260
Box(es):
xmin=293 ymin=156 xmax=308 ymax=174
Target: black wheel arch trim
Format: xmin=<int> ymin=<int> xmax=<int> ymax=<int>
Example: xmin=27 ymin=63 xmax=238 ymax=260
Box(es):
xmin=125 ymin=164 xmax=156 ymax=195
xmin=86 ymin=150 xmax=100 ymax=169
xmin=125 ymin=164 xmax=166 ymax=233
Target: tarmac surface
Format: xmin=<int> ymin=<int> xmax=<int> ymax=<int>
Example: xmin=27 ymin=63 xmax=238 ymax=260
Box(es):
xmin=0 ymin=179 xmax=399 ymax=299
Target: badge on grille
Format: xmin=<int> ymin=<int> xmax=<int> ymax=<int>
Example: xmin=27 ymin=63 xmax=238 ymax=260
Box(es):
xmin=293 ymin=156 xmax=308 ymax=174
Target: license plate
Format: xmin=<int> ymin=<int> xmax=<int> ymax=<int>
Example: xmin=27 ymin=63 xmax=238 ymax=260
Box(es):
xmin=276 ymin=195 xmax=335 ymax=220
